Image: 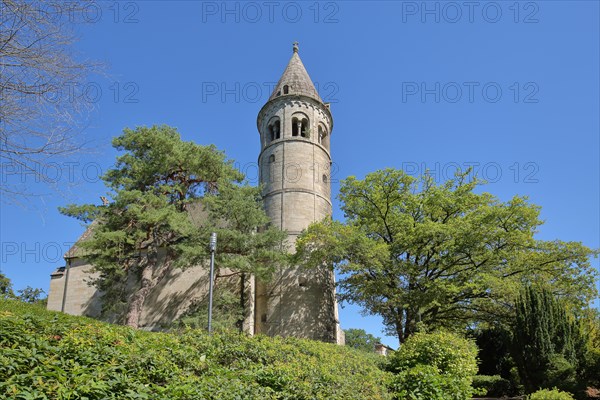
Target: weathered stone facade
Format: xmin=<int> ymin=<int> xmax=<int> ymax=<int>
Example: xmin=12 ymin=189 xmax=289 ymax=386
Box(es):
xmin=255 ymin=44 xmax=342 ymax=343
xmin=47 ymin=44 xmax=343 ymax=343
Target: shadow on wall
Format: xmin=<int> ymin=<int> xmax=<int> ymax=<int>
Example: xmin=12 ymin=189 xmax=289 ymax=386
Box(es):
xmin=140 ymin=266 xmax=244 ymax=331
xmin=259 ymin=265 xmax=337 ymax=343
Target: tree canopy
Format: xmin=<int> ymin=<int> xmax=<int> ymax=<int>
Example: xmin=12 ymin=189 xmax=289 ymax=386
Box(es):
xmin=60 ymin=125 xmax=287 ymax=327
xmin=294 ymin=169 xmax=598 ymax=343
xmin=344 ymin=328 xmax=382 ymax=353
xmin=0 ymin=272 xmax=46 ymax=304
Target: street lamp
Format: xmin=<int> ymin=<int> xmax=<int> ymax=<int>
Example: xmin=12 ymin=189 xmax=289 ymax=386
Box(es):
xmin=207 ymin=232 xmax=217 ymax=333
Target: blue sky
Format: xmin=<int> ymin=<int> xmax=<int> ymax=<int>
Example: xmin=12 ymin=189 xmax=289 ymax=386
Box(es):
xmin=1 ymin=1 xmax=598 ymax=347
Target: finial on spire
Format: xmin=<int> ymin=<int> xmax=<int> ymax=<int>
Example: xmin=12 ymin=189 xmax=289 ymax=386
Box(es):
xmin=293 ymin=41 xmax=299 ymax=53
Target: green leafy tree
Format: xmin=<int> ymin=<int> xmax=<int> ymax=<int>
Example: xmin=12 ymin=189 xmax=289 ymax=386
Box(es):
xmin=16 ymin=286 xmax=46 ymax=305
xmin=294 ymin=169 xmax=598 ymax=343
xmin=512 ymin=285 xmax=587 ymax=394
xmin=0 ymin=273 xmax=47 ymax=305
xmin=0 ymin=272 xmax=15 ymax=299
xmin=344 ymin=328 xmax=382 ymax=352
xmin=60 ymin=125 xmax=287 ymax=328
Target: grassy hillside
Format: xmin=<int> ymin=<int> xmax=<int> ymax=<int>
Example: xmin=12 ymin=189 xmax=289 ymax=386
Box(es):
xmin=0 ymin=300 xmax=392 ymax=399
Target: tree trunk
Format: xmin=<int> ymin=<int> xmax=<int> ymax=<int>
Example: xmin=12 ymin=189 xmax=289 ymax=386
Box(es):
xmin=394 ymin=307 xmax=405 ymax=344
xmin=404 ymin=308 xmax=418 ymax=340
xmin=397 ymin=324 xmax=405 ymax=344
xmin=124 ymin=246 xmax=172 ymax=328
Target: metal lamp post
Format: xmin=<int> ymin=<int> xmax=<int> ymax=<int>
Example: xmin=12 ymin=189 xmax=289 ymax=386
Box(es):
xmin=60 ymin=257 xmax=72 ymax=313
xmin=207 ymin=232 xmax=217 ymax=333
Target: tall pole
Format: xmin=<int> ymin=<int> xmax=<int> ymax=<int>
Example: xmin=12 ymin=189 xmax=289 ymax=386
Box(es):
xmin=208 ymin=232 xmax=217 ymax=333
xmin=61 ymin=258 xmax=71 ymax=313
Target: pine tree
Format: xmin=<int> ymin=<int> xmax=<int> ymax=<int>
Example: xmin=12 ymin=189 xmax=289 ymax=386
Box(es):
xmin=60 ymin=125 xmax=287 ymax=328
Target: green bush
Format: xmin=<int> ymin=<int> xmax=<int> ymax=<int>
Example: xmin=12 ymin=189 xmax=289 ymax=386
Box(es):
xmin=0 ymin=299 xmax=393 ymax=399
xmin=586 ymin=347 xmax=600 ymax=387
xmin=528 ymin=388 xmax=575 ymax=400
xmin=387 ymin=331 xmax=479 ymax=400
xmin=389 ymin=364 xmax=447 ymax=400
xmin=472 ymin=375 xmax=513 ymax=397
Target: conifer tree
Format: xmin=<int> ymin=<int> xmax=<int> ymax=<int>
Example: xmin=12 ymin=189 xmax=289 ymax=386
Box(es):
xmin=512 ymin=285 xmax=586 ymax=393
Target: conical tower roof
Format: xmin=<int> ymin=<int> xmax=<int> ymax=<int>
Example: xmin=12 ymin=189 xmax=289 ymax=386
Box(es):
xmin=268 ymin=42 xmax=323 ymax=103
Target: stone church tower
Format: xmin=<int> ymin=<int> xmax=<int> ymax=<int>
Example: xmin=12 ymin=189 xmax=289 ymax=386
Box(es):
xmin=255 ymin=43 xmax=343 ymax=343
xmin=47 ymin=43 xmax=343 ymax=344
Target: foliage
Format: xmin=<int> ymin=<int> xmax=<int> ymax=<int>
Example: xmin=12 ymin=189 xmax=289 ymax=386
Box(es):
xmin=174 ymin=284 xmax=244 ymax=332
xmin=474 ymin=326 xmax=522 ymax=396
xmin=528 ymin=388 xmax=575 ymax=400
xmin=512 ymin=285 xmax=587 ymax=394
xmin=0 ymin=299 xmax=393 ymax=399
xmin=16 ymin=286 xmax=46 ymax=305
xmin=472 ymin=375 xmax=513 ymax=398
xmin=580 ymin=309 xmax=600 ymax=388
xmin=386 ymin=331 xmax=478 ymax=400
xmin=0 ymin=273 xmax=47 ymax=306
xmin=294 ymin=169 xmax=598 ymax=343
xmin=587 ymin=347 xmax=600 ymax=389
xmin=0 ymin=273 xmax=15 ymax=299
xmin=59 ymin=125 xmax=287 ymax=327
xmin=474 ymin=326 xmax=513 ymax=376
xmin=390 ymin=364 xmax=451 ymax=400
xmin=344 ymin=328 xmax=382 ymax=353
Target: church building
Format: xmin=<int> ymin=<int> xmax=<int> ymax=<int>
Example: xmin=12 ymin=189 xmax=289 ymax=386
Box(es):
xmin=47 ymin=44 xmax=344 ymax=344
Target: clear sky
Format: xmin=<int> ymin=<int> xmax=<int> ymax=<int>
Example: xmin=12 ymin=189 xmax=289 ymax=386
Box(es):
xmin=1 ymin=1 xmax=598 ymax=348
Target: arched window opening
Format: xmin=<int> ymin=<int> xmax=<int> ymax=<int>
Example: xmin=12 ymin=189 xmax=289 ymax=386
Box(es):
xmin=292 ymin=115 xmax=309 ymax=138
xmin=300 ymin=118 xmax=308 ymax=137
xmin=268 ymin=119 xmax=281 ymax=141
xmin=318 ymin=126 xmax=325 ymax=144
xmin=320 ymin=125 xmax=330 ymax=149
xmin=276 ymin=91 xmax=281 ymax=97
xmin=269 ymin=154 xmax=275 ymax=163
xmin=268 ymin=125 xmax=275 ymax=142
xmin=283 ymin=85 xmax=289 ymax=94
xmin=323 ymin=174 xmax=328 ymax=183
xmin=274 ymin=120 xmax=281 ymax=139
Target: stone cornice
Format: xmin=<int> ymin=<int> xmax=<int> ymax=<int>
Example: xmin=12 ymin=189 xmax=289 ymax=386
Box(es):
xmin=261 ymin=188 xmax=332 ymax=206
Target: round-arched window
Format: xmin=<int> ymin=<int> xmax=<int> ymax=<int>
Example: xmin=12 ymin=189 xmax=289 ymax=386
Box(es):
xmin=292 ymin=115 xmax=309 ymax=137
xmin=267 ymin=118 xmax=281 ymax=142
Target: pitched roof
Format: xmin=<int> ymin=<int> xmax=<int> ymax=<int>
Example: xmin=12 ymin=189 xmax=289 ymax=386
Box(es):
xmin=268 ymin=43 xmax=323 ymax=103
xmin=64 ymin=220 xmax=97 ymax=259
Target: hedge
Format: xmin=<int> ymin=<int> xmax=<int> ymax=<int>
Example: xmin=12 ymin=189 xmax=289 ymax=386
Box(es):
xmin=0 ymin=300 xmax=392 ymax=399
